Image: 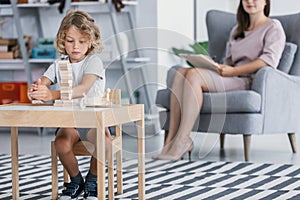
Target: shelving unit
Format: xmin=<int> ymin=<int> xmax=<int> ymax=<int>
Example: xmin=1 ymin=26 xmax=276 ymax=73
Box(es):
xmin=1 ymin=0 xmax=150 ymax=106
xmin=0 ymin=0 xmax=159 ymax=135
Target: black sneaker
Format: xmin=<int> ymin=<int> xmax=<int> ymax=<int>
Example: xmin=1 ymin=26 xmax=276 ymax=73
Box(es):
xmin=83 ymin=181 xmax=97 ymax=200
xmin=59 ymin=181 xmax=84 ymax=200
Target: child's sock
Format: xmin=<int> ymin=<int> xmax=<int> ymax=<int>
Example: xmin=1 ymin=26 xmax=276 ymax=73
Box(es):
xmin=85 ymin=170 xmax=97 ymax=183
xmin=70 ymin=172 xmax=84 ymax=185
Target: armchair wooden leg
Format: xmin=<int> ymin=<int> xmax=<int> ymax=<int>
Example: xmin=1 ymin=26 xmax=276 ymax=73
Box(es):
xmin=243 ymin=135 xmax=251 ymax=162
xmin=288 ymin=133 xmax=297 ymax=153
xmin=220 ymin=133 xmax=225 ymax=149
xmin=51 ymin=141 xmax=58 ymax=200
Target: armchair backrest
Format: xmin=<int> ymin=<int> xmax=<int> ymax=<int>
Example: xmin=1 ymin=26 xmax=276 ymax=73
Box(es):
xmin=206 ymin=10 xmax=300 ymax=76
xmin=272 ymin=13 xmax=300 ymax=75
xmin=206 ymin=10 xmax=235 ymax=64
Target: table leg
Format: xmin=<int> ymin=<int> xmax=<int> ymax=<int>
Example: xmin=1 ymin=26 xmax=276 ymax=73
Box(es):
xmin=137 ymin=118 xmax=145 ymax=200
xmin=97 ymin=122 xmax=106 ymax=200
xmin=51 ymin=141 xmax=58 ymax=200
xmin=116 ymin=124 xmax=123 ymax=194
xmin=11 ymin=127 xmax=19 ymax=200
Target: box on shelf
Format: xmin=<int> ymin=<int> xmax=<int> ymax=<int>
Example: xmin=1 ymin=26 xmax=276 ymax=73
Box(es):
xmin=0 ymin=82 xmax=31 ymax=105
xmin=0 ymin=39 xmax=18 ymax=59
xmin=37 ymin=38 xmax=55 ymax=48
xmin=31 ymin=47 xmax=56 ymax=59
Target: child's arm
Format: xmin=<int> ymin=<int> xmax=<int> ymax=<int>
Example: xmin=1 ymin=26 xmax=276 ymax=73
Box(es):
xmin=71 ymin=74 xmax=98 ymax=99
xmin=29 ymin=74 xmax=98 ymax=101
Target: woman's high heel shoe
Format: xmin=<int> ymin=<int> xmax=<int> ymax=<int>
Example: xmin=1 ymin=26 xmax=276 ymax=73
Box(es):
xmin=152 ymin=142 xmax=173 ymax=160
xmin=188 ymin=149 xmax=192 ymax=161
xmin=157 ymin=141 xmax=194 ymax=161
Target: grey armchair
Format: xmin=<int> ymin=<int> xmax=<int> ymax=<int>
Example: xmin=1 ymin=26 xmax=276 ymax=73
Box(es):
xmin=155 ymin=10 xmax=300 ymax=161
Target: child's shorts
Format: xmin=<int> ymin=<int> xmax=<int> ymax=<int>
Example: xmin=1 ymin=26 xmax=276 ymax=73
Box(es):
xmin=76 ymin=128 xmax=91 ymax=141
xmin=55 ymin=128 xmax=91 ymax=141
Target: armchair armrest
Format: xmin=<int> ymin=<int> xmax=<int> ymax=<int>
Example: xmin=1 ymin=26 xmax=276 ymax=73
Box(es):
xmin=252 ymin=67 xmax=300 ymax=93
xmin=251 ymin=67 xmax=300 ymax=133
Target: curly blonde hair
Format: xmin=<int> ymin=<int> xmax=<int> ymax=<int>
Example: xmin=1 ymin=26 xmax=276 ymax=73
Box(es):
xmin=55 ymin=10 xmax=103 ymax=55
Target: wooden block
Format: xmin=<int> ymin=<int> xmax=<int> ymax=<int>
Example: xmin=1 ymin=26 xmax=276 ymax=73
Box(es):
xmin=60 ymin=74 xmax=73 ymax=80
xmin=61 ymin=100 xmax=74 ymax=106
xmin=58 ymin=60 xmax=72 ymax=71
xmin=60 ymin=80 xmax=73 ymax=84
xmin=61 ymin=82 xmax=73 ymax=87
xmin=32 ymin=99 xmax=44 ymax=104
xmin=54 ymin=100 xmax=63 ymax=107
xmin=54 ymin=99 xmax=74 ymax=107
xmin=60 ymin=90 xmax=72 ymax=94
xmin=60 ymin=71 xmax=72 ymax=76
xmin=61 ymin=93 xmax=72 ymax=100
xmin=83 ymin=97 xmax=112 ymax=107
xmin=60 ymin=86 xmax=72 ymax=91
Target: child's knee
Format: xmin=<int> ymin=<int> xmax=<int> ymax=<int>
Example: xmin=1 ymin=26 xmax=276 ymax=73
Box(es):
xmin=54 ymin=138 xmax=73 ymax=154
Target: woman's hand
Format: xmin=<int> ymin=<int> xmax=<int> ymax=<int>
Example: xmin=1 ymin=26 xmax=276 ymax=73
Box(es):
xmin=218 ymin=64 xmax=238 ymax=77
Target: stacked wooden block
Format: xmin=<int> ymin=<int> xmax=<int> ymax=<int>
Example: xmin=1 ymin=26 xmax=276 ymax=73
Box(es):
xmin=54 ymin=60 xmax=73 ymax=106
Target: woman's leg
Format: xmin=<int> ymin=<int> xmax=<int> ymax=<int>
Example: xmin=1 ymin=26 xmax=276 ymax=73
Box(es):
xmin=55 ymin=128 xmax=80 ymax=177
xmin=161 ymin=68 xmax=189 ymax=154
xmin=159 ymin=68 xmax=216 ymax=159
xmin=176 ymin=68 xmax=216 ymax=140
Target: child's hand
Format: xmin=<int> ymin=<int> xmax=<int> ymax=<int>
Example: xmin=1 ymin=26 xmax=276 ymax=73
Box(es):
xmin=28 ymin=79 xmax=52 ymax=102
xmin=28 ymin=78 xmax=42 ymax=100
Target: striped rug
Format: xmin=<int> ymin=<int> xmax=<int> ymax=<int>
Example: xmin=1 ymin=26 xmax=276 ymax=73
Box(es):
xmin=0 ymin=154 xmax=300 ymax=199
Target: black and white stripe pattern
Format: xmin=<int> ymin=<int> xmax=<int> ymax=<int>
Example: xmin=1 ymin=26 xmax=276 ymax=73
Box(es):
xmin=0 ymin=154 xmax=300 ymax=199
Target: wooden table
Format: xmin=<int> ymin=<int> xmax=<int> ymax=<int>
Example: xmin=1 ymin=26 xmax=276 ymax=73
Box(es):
xmin=0 ymin=104 xmax=145 ymax=200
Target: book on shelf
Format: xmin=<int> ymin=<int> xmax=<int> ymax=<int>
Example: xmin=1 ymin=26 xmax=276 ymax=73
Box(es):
xmin=0 ymin=38 xmax=18 ymax=46
xmin=0 ymin=52 xmax=14 ymax=59
xmin=179 ymin=53 xmax=219 ymax=72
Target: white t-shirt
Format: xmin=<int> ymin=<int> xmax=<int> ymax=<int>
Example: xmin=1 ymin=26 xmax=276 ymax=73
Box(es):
xmin=43 ymin=53 xmax=106 ymax=98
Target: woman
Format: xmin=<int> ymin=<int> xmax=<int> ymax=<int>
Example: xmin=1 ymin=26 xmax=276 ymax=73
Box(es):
xmin=154 ymin=0 xmax=285 ymax=160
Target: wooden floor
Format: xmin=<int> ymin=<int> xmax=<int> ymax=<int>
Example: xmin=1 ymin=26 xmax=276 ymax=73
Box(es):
xmin=0 ymin=128 xmax=300 ymax=165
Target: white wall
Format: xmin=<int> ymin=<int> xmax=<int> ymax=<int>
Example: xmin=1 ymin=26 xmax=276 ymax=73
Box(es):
xmin=196 ymin=0 xmax=300 ymax=41
xmin=196 ymin=0 xmax=231 ymax=41
xmin=157 ymin=0 xmax=194 ymax=87
xmin=271 ymin=0 xmax=300 ymax=15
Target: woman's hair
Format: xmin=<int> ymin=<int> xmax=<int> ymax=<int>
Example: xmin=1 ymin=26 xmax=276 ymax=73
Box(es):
xmin=55 ymin=10 xmax=103 ymax=55
xmin=234 ymin=0 xmax=270 ymax=40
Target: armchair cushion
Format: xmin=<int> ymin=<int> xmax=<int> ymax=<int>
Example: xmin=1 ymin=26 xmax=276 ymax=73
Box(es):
xmin=277 ymin=42 xmax=297 ymax=73
xmin=156 ymin=89 xmax=261 ymax=114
